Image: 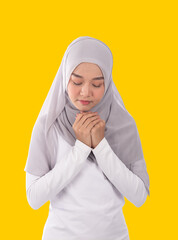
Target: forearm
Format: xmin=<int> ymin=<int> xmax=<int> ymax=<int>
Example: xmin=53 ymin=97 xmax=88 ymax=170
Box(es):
xmin=26 ymin=139 xmax=92 ymax=210
xmin=92 ymin=137 xmax=148 ymax=207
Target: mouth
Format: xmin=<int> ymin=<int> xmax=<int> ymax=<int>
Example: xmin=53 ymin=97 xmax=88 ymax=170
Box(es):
xmin=79 ymin=100 xmax=91 ymax=105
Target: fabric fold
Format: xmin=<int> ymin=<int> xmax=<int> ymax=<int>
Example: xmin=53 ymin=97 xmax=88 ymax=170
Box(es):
xmin=24 ymin=36 xmax=150 ymax=197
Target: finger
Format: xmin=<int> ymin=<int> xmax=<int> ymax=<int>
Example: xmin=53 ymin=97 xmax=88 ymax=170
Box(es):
xmin=73 ymin=113 xmax=86 ymax=127
xmin=76 ymin=113 xmax=97 ymax=127
xmin=81 ymin=115 xmax=100 ymax=129
xmin=77 ymin=114 xmax=98 ymax=134
xmin=79 ymin=112 xmax=99 ymax=124
xmin=74 ymin=113 xmax=86 ymax=128
xmin=80 ymin=111 xmax=98 ymax=114
xmin=87 ymin=118 xmax=101 ymax=132
xmin=76 ymin=111 xmax=98 ymax=120
xmin=79 ymin=118 xmax=101 ymax=135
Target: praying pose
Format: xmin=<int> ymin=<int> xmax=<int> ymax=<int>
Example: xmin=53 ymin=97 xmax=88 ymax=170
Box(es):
xmin=24 ymin=36 xmax=150 ymax=240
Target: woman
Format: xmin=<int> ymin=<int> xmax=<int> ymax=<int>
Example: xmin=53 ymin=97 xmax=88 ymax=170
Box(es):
xmin=24 ymin=36 xmax=150 ymax=240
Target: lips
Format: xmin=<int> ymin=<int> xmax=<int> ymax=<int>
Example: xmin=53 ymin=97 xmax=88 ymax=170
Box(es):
xmin=79 ymin=100 xmax=91 ymax=105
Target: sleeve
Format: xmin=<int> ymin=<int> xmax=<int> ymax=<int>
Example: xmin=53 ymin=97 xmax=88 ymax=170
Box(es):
xmin=25 ymin=139 xmax=92 ymax=210
xmin=92 ymin=137 xmax=148 ymax=208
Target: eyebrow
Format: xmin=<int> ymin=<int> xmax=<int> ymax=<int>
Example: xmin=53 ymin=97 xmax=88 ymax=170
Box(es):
xmin=72 ymin=72 xmax=104 ymax=80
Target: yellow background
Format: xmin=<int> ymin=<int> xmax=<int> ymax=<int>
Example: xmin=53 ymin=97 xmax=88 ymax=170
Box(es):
xmin=1 ymin=0 xmax=177 ymax=239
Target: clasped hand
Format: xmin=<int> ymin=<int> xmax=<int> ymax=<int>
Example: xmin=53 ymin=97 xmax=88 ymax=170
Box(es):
xmin=72 ymin=111 xmax=105 ymax=149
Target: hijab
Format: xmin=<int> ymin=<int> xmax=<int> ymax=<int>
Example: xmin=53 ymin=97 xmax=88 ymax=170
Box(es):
xmin=24 ymin=36 xmax=150 ymax=196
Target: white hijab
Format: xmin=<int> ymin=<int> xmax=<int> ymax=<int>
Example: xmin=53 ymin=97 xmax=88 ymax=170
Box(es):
xmin=24 ymin=36 xmax=150 ymax=196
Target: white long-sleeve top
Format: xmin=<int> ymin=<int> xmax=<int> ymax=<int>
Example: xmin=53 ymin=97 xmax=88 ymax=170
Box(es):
xmin=25 ymin=136 xmax=148 ymax=240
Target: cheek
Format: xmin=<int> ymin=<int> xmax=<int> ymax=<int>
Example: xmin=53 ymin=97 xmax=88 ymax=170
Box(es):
xmin=95 ymin=87 xmax=105 ymax=100
xmin=68 ymin=84 xmax=79 ymax=98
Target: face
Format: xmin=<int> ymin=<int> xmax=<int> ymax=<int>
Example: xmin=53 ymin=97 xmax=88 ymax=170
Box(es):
xmin=67 ymin=62 xmax=105 ymax=112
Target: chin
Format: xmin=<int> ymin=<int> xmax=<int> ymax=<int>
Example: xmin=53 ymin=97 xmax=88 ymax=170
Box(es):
xmin=79 ymin=108 xmax=91 ymax=112
xmin=75 ymin=103 xmax=93 ymax=111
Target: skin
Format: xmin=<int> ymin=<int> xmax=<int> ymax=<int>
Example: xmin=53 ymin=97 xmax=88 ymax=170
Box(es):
xmin=67 ymin=62 xmax=105 ymax=112
xmin=67 ymin=62 xmax=106 ymax=148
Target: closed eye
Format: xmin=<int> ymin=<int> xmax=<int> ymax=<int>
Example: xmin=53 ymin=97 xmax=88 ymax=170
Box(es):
xmin=73 ymin=82 xmax=102 ymax=88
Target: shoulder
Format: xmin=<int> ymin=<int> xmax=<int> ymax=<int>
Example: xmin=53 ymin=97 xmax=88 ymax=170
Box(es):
xmin=32 ymin=114 xmax=47 ymax=136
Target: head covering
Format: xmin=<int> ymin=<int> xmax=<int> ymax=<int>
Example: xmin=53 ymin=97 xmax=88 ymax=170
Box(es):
xmin=24 ymin=36 xmax=150 ymax=196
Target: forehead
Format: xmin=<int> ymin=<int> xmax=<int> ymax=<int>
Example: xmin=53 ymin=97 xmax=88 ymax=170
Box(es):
xmin=72 ymin=62 xmax=103 ymax=75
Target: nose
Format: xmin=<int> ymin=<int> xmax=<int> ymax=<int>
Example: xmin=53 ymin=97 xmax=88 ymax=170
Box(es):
xmin=80 ymin=84 xmax=91 ymax=97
